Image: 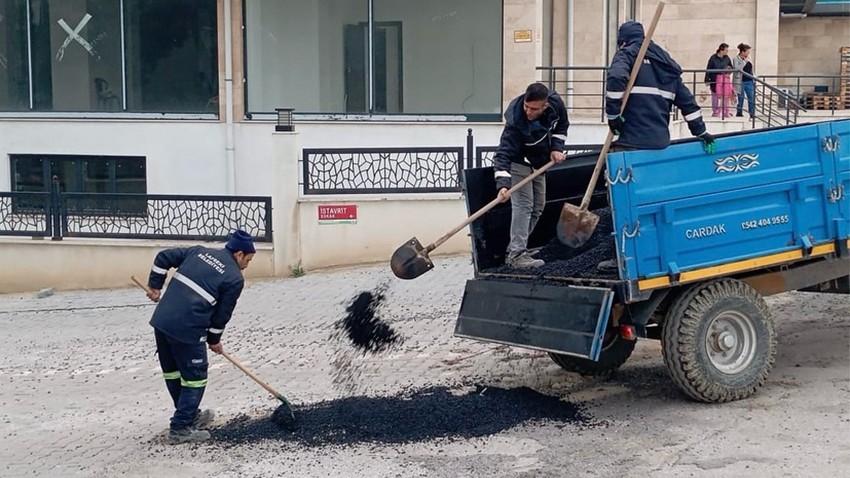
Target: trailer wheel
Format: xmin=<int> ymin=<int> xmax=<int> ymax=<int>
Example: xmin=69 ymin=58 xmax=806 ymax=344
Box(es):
xmin=549 ymin=330 xmax=636 ymax=377
xmin=662 ymin=279 xmax=776 ymax=403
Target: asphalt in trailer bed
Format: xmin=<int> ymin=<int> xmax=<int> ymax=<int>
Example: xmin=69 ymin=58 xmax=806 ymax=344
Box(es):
xmin=484 ymin=207 xmax=619 ymax=280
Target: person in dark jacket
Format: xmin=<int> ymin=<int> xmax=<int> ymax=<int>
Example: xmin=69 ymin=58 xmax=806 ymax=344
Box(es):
xmin=601 ymin=21 xmax=716 ymax=273
xmin=145 ymin=229 xmax=255 ymax=444
xmin=704 ymin=43 xmax=733 ymax=117
xmin=606 ymin=21 xmax=715 ymax=152
xmin=494 ymin=82 xmax=568 ymax=268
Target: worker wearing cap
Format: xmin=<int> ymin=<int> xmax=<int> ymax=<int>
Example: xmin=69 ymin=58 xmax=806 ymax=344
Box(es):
xmin=145 ymin=229 xmax=255 ymax=444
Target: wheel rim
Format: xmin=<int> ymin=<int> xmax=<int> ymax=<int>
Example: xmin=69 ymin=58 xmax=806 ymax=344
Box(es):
xmin=704 ymin=310 xmax=757 ymax=375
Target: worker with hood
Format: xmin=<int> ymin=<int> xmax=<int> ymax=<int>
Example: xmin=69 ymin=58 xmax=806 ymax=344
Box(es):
xmin=599 ymin=21 xmax=715 ymax=273
xmin=605 ymin=20 xmax=715 ymax=153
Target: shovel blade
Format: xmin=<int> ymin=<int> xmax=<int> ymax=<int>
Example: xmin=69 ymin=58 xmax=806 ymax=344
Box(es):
xmin=271 ymin=402 xmax=297 ymax=431
xmin=390 ymin=237 xmax=434 ymax=280
xmin=557 ymin=203 xmax=600 ymax=248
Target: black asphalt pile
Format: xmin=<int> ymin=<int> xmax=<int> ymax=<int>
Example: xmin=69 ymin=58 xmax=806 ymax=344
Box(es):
xmin=488 ymin=207 xmax=618 ymax=279
xmin=211 ymin=385 xmax=594 ymax=447
xmin=270 ymin=403 xmax=297 ymax=430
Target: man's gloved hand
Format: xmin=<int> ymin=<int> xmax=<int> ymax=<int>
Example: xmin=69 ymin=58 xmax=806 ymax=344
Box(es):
xmin=698 ymin=131 xmax=716 ymax=154
xmin=608 ymin=115 xmax=626 ymax=136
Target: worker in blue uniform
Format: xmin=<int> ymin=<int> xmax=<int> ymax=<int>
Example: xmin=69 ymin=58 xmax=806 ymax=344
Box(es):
xmin=605 ymin=20 xmax=715 ymax=152
xmin=145 ymin=230 xmax=255 ymax=444
xmin=600 ymin=20 xmax=716 ymax=272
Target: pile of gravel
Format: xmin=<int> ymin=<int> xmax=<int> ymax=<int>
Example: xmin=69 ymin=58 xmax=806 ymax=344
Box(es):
xmin=488 ymin=207 xmax=618 ymax=279
xmin=211 ymin=385 xmax=595 ymax=447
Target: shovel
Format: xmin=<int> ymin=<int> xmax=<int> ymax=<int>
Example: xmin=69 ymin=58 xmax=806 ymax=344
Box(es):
xmin=556 ymin=1 xmax=665 ymax=247
xmin=219 ymin=350 xmax=297 ymax=430
xmin=391 ymin=160 xmax=558 ymax=280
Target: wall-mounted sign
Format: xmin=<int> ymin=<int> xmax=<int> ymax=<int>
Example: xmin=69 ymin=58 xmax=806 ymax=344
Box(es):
xmin=318 ymin=204 xmax=357 ymax=224
xmin=513 ymin=29 xmax=532 ymax=43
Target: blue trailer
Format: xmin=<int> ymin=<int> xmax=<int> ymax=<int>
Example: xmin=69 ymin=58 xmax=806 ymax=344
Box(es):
xmin=455 ymin=119 xmax=849 ymax=403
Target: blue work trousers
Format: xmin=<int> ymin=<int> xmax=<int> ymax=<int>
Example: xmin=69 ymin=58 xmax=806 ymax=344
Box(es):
xmin=154 ymin=329 xmax=208 ymax=431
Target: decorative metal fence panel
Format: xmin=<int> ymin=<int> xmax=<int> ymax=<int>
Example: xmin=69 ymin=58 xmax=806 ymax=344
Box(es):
xmin=0 ymin=192 xmax=52 ymax=237
xmin=473 ymin=144 xmax=601 ymax=169
xmin=60 ymin=194 xmax=272 ymax=241
xmin=475 ymin=146 xmax=498 ymax=168
xmin=0 ymin=192 xmax=272 ymax=242
xmin=302 ymin=147 xmax=465 ymax=194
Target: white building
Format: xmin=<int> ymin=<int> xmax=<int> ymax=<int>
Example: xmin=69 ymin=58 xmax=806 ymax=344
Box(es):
xmin=0 ymin=0 xmax=848 ymax=291
xmin=1 ymin=0 xmax=847 ymax=197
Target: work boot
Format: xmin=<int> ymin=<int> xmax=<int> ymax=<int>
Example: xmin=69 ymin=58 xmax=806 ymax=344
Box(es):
xmin=597 ymin=259 xmax=619 ymax=273
xmin=168 ymin=427 xmax=211 ymax=445
xmin=192 ymin=409 xmax=215 ymax=429
xmin=508 ymin=252 xmax=544 ymax=269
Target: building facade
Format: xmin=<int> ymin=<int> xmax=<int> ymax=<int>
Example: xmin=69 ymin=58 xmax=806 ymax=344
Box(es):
xmin=0 ymin=0 xmax=847 ymax=199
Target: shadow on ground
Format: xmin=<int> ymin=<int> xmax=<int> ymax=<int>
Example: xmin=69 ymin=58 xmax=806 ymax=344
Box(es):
xmin=212 ymin=385 xmax=596 ymax=447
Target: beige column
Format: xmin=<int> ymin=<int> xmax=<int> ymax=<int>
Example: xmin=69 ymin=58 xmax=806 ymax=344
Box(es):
xmin=755 ymin=0 xmax=780 ymax=76
xmin=231 ymin=0 xmax=246 ymax=121
xmin=503 ymin=0 xmax=545 ymax=109
xmin=271 ymin=132 xmax=302 ymax=277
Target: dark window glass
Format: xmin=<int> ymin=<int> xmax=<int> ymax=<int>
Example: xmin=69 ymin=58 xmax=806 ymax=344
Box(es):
xmin=115 ymin=157 xmax=146 ymax=193
xmin=11 ymin=154 xmax=146 ymax=194
xmin=123 ymin=0 xmax=218 ymax=113
xmin=11 ymin=156 xmax=45 ymax=191
xmin=0 ymin=0 xmax=30 ymax=110
xmin=244 ymin=0 xmax=501 ymax=116
xmin=29 ymin=0 xmax=123 ymax=112
xmin=82 ymin=158 xmax=110 ymax=193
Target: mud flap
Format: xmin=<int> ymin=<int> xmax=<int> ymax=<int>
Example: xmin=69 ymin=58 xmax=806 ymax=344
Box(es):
xmin=454 ymin=279 xmax=614 ymax=361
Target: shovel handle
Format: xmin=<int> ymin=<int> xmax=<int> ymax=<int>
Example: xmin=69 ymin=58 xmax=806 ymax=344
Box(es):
xmin=429 ymin=160 xmax=557 ymax=251
xmin=220 ymin=349 xmax=289 ymax=404
xmin=578 ymin=1 xmax=665 ymax=211
xmin=131 ymin=275 xmax=151 ymax=293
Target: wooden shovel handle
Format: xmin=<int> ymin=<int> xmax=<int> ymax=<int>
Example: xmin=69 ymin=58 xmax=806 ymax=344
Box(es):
xmin=429 ymin=160 xmax=557 ymax=252
xmin=579 ymin=1 xmax=665 ymax=210
xmin=220 ymin=349 xmax=286 ymax=401
xmin=131 ymin=275 xmax=150 ymax=293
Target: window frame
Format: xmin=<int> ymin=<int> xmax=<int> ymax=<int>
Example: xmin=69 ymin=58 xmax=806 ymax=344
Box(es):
xmin=0 ymin=0 xmax=219 ymax=118
xmin=241 ymin=0 xmax=504 ymax=122
xmin=10 ymin=153 xmax=147 ymax=194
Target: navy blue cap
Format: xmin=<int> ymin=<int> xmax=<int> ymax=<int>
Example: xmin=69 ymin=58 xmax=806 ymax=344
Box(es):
xmin=225 ymin=229 xmax=255 ymax=254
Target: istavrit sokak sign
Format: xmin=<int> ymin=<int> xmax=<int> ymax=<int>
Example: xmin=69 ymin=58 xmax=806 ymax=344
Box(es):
xmin=318 ymin=204 xmax=357 ymax=225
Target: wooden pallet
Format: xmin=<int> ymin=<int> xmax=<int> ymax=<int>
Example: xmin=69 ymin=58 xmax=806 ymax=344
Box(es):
xmin=804 ymin=93 xmax=842 ymax=110
xmin=838 ymin=47 xmax=849 ymax=109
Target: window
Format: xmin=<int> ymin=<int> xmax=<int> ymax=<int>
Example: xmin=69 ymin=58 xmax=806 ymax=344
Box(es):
xmin=11 ymin=154 xmax=146 ymax=194
xmin=244 ymin=0 xmax=502 ymax=118
xmin=0 ymin=0 xmax=217 ymax=113
xmin=0 ymin=0 xmax=30 ymax=110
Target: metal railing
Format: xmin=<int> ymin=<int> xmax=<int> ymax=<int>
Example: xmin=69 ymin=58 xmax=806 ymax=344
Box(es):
xmin=301 ymin=147 xmax=465 ymax=194
xmin=301 ymin=131 xmax=602 ymax=195
xmin=0 ymin=192 xmax=52 ymax=237
xmin=0 ymin=184 xmax=272 ymax=241
xmin=682 ymin=69 xmax=803 ymax=127
xmin=757 ymin=74 xmax=848 ymax=115
xmin=537 ymin=66 xmax=817 ymax=128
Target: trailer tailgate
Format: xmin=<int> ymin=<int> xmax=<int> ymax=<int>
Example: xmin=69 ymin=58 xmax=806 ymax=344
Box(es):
xmin=455 ymin=279 xmax=614 ymax=360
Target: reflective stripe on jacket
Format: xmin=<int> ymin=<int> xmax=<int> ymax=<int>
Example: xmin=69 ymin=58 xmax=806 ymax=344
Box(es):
xmin=148 ymin=246 xmax=244 ymax=344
